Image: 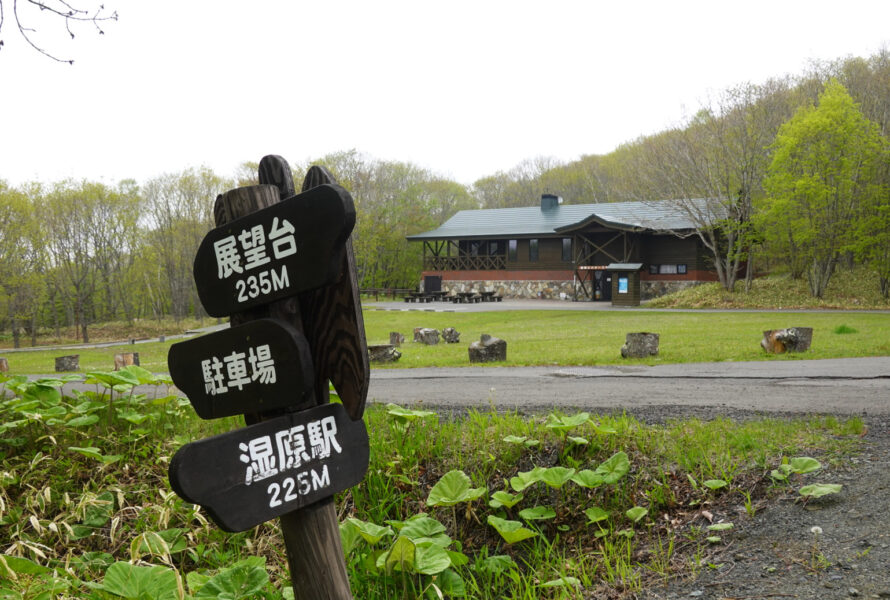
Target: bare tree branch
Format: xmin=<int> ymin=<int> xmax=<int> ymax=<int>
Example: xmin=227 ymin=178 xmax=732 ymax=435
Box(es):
xmin=1 ymin=0 xmax=116 ymax=63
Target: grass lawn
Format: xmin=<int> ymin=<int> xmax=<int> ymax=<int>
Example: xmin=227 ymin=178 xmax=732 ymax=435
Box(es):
xmin=2 ymin=309 xmax=888 ymax=374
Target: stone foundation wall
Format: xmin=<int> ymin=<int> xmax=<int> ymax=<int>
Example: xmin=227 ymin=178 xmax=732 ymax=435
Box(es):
xmin=436 ymin=280 xmax=576 ymax=300
xmin=421 ymin=278 xmax=707 ymax=301
xmin=641 ymin=280 xmax=707 ymax=300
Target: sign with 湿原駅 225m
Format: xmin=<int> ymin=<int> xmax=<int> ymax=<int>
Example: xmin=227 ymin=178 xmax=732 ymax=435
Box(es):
xmin=168 ymin=402 xmax=368 ymax=532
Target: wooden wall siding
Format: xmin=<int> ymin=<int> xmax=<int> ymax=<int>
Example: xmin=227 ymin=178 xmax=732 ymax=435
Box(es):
xmin=611 ymin=271 xmax=641 ymax=306
xmin=640 ymin=235 xmax=702 ymax=269
xmin=640 ymin=269 xmax=719 ymax=282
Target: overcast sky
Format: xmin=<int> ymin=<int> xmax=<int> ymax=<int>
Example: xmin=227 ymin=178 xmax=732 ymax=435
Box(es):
xmin=2 ymin=0 xmax=889 ymax=188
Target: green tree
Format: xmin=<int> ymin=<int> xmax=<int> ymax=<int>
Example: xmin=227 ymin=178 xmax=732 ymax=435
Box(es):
xmin=760 ymin=80 xmax=885 ymax=298
xmin=0 ymin=181 xmax=46 ymax=347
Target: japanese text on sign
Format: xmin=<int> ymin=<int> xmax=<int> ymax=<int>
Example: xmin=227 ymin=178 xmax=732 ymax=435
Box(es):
xmin=238 ymin=415 xmax=342 ymax=486
xmin=201 ymin=344 xmax=277 ymax=395
xmin=213 ymin=217 xmax=298 ymax=279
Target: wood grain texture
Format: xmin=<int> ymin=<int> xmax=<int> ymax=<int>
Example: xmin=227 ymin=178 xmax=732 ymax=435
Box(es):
xmin=298 ymin=165 xmax=370 ymax=420
xmin=259 ymin=154 xmax=296 ymax=200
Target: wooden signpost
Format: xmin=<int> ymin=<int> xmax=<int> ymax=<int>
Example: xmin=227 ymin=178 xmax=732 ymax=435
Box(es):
xmin=168 ymin=155 xmax=370 ymax=600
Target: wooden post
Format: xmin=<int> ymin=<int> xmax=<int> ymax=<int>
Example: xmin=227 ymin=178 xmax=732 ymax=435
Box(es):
xmin=214 ymin=181 xmax=353 ymax=599
xmin=0 ymin=357 xmax=8 ymax=372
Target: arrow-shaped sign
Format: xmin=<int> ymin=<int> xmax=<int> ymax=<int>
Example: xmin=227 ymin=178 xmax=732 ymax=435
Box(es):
xmin=194 ymin=184 xmax=355 ymax=317
xmin=169 ymin=403 xmax=369 ymax=532
xmin=168 ymin=318 xmax=314 ymax=420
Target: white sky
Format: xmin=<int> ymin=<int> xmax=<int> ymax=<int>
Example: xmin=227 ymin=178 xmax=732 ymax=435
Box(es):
xmin=2 ymin=0 xmax=889 ymax=188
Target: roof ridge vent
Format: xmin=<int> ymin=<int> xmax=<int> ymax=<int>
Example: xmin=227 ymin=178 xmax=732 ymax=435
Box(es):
xmin=541 ymin=194 xmax=562 ymax=211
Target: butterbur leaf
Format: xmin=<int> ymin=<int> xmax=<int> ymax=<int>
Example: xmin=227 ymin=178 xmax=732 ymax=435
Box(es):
xmin=544 ymin=412 xmax=590 ymax=432
xmin=68 ymin=446 xmax=121 ymax=464
xmin=486 ymin=516 xmax=537 ymax=544
xmin=502 ymin=435 xmax=528 ymax=444
xmin=386 ymin=403 xmax=436 ymax=423
xmin=540 ymin=467 xmax=576 ymax=489
xmin=100 ymin=562 xmax=181 ymax=600
xmin=475 ymin=554 xmax=515 ymax=576
xmin=0 ymin=554 xmax=51 ymax=576
xmin=519 ymin=506 xmax=556 ymax=521
xmin=799 ymin=483 xmax=842 ymax=498
xmin=790 ymin=457 xmax=821 ymax=475
xmin=703 ymin=479 xmax=728 ymax=491
xmin=426 ymin=470 xmax=486 ymax=507
xmin=446 ymin=550 xmax=469 ymax=568
xmin=401 ymin=516 xmax=451 ymax=547
xmin=380 ymin=536 xmax=416 ymax=573
xmin=346 ymin=517 xmax=393 ymax=544
xmin=194 ymin=557 xmax=269 ymax=599
xmin=120 ymin=365 xmax=156 ymax=385
xmin=594 ymin=451 xmax=630 ymax=484
xmin=707 ymin=522 xmax=734 ymax=531
xmin=340 ymin=521 xmax=362 ymax=555
xmin=626 ymin=506 xmax=647 ymax=523
xmin=433 ymin=568 xmax=466 ymax=597
xmin=541 ymin=576 xmax=581 ymax=588
xmin=66 ymin=415 xmax=99 ymax=427
xmin=567 ymin=436 xmax=589 ymax=446
xmin=584 ymin=506 xmax=609 ymax=524
xmin=571 ymin=470 xmax=604 ymax=488
xmin=489 ymin=491 xmax=523 ymax=509
xmin=509 ymin=466 xmax=546 ymax=492
xmin=707 ymin=535 xmax=722 ymax=543
xmin=414 ymin=541 xmax=451 ymax=575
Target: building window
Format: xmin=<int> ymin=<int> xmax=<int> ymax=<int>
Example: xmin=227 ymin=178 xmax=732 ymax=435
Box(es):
xmin=649 ymin=264 xmax=688 ymax=275
xmin=529 ymin=239 xmax=539 ymax=262
xmin=508 ymin=239 xmax=517 ymax=261
xmin=489 ymin=240 xmax=502 ymax=256
xmin=562 ymin=237 xmax=573 ymax=262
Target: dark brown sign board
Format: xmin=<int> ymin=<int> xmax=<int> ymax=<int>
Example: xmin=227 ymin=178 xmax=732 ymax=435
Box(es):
xmin=194 ymin=184 xmax=356 ymax=317
xmin=169 ymin=403 xmax=369 ymax=533
xmin=167 ymin=319 xmax=314 ymax=420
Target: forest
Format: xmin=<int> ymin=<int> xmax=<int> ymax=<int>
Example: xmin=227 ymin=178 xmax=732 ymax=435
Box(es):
xmin=2 ymin=50 xmax=890 ymax=345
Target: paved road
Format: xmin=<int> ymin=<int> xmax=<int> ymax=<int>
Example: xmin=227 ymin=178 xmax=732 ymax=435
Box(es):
xmin=18 ymin=357 xmax=889 ymax=418
xmin=366 ymin=357 xmax=890 ymax=416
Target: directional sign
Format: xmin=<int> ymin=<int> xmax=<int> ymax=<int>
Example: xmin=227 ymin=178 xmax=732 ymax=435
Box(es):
xmin=194 ymin=184 xmax=356 ymax=317
xmin=167 ymin=319 xmax=314 ymax=420
xmin=169 ymin=403 xmax=369 ymax=532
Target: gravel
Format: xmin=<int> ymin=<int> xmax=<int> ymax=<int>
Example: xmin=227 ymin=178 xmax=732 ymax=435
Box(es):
xmin=628 ymin=410 xmax=890 ymax=600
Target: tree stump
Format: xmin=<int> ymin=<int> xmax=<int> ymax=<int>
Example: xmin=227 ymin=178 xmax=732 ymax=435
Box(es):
xmin=442 ymin=327 xmax=460 ymax=343
xmin=413 ymin=328 xmax=440 ymax=345
xmin=389 ymin=332 xmax=405 ymax=347
xmin=114 ymin=353 xmax=140 ymax=370
xmin=621 ymin=332 xmax=659 ymax=358
xmin=0 ymin=357 xmax=8 ymax=372
xmin=368 ymin=344 xmax=401 ymax=363
xmin=761 ymin=327 xmax=813 ymax=353
xmin=55 ymin=355 xmax=80 ymax=372
xmin=469 ymin=334 xmax=507 ymax=363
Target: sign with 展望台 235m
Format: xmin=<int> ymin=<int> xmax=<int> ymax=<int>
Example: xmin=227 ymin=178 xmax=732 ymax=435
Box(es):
xmin=167 ymin=319 xmax=314 ymax=419
xmin=193 ymin=184 xmax=355 ymax=317
xmin=168 ymin=403 xmax=369 ymax=532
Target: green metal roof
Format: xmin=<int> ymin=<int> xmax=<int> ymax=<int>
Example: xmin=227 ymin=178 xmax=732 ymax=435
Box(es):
xmin=406 ymin=199 xmax=714 ymax=241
